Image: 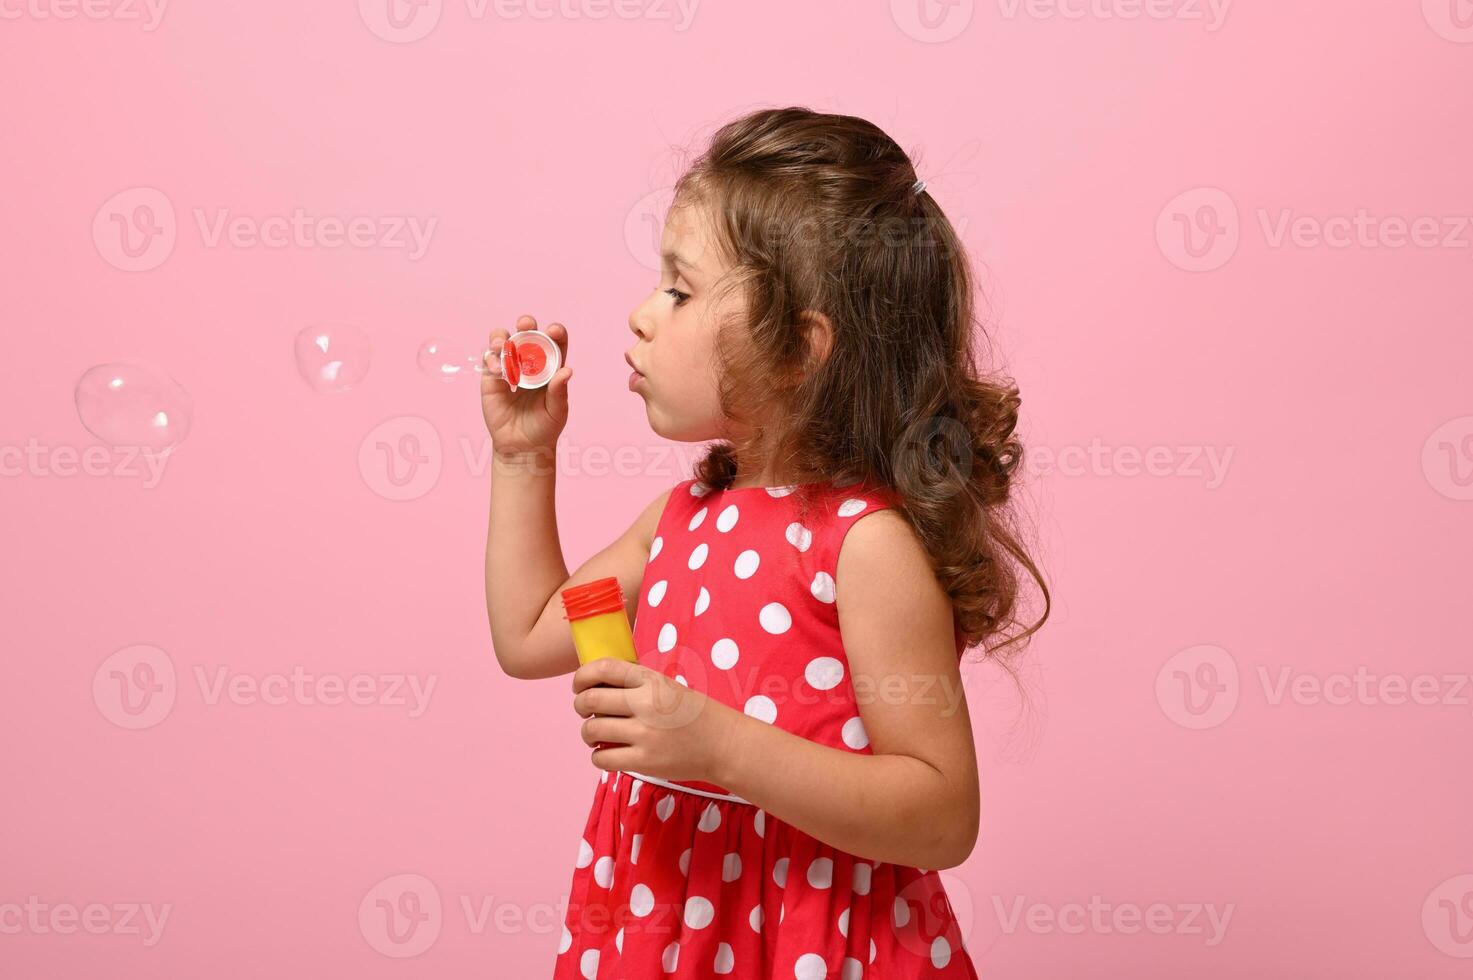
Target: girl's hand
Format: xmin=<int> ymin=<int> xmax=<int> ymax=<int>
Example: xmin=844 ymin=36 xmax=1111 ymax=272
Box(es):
xmin=480 ymin=315 xmax=573 ymax=460
xmin=571 ymin=657 xmax=739 ymax=785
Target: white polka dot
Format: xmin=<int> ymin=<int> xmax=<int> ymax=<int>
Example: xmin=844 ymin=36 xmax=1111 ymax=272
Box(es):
xmin=931 ymin=936 xmax=952 ymax=967
xmin=694 ymin=587 xmax=710 ymax=615
xmin=658 ymin=622 xmax=677 ymax=652
xmin=716 ymin=504 xmax=740 ymax=532
xmin=785 ymin=522 xmax=813 ymax=551
xmin=631 ymin=834 xmax=643 ymax=863
xmin=795 ymin=952 xmax=827 ymax=979
xmin=893 ymin=896 xmax=910 ymax=927
xmin=656 ymin=796 xmax=675 ymax=821
xmin=649 ymin=536 xmax=663 ymax=561
xmin=559 ymin=924 xmax=572 ymax=953
xmin=594 ymin=855 xmax=614 ymax=888
xmin=838 ymin=498 xmax=867 ymax=517
xmin=810 ymin=571 xmax=836 ymax=603
xmin=575 ymin=838 xmax=593 ymax=868
xmin=766 ymin=485 xmax=796 ymax=497
xmin=807 ymin=857 xmax=834 ymax=888
xmin=662 ymin=940 xmax=680 ymax=971
xmin=749 ymin=904 xmax=764 ymax=932
xmin=675 ymin=674 xmax=688 ymax=687
xmin=711 ymin=638 xmax=739 ymax=670
xmin=579 ymin=948 xmax=600 ymax=978
xmin=698 ymin=802 xmax=722 ymax=832
xmin=714 ymin=941 xmax=735 ymax=973
xmin=838 ymin=907 xmax=850 ymax=937
xmin=805 ymin=656 xmax=845 ymax=691
xmin=628 ymin=780 xmax=642 ymax=807
xmin=841 ymin=957 xmax=863 ymax=979
xmin=684 ymin=896 xmax=715 ymax=929
xmin=688 ymin=542 xmax=709 ymax=569
xmin=679 ymin=848 xmax=691 ymax=875
xmin=744 ymin=695 xmax=778 ymax=724
xmin=630 ymin=883 xmax=655 ymax=917
xmin=722 ymin=852 xmax=743 ymax=881
xmin=759 ymin=602 xmax=792 ymax=634
xmin=869 ymin=938 xmax=876 ymax=963
xmin=842 ymin=716 xmax=869 ymax=750
xmin=689 ymin=506 xmax=708 ymax=531
xmin=773 ymin=857 xmax=789 ymax=887
xmin=647 ymin=579 xmax=667 ymax=607
xmin=852 ymin=862 xmax=872 ymax=895
xmin=781 ymin=903 xmax=786 ymax=923
xmin=734 ymin=549 xmax=761 ymax=579
xmin=754 ymin=809 xmax=766 ymax=837
xmin=616 ymin=926 xmax=624 ymax=952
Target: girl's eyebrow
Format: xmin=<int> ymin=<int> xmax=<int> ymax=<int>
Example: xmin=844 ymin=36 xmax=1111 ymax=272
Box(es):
xmin=664 ymin=251 xmax=701 ymax=276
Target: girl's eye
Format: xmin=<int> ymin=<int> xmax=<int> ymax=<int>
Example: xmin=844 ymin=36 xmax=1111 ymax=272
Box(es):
xmin=663 ymin=287 xmax=691 ymax=307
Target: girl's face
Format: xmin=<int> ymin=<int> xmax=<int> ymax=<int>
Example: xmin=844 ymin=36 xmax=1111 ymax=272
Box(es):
xmin=626 ymin=197 xmax=743 ymax=443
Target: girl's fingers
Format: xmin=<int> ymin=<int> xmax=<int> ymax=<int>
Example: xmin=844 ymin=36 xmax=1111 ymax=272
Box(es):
xmin=575 ymin=684 xmax=632 ymax=718
xmin=544 ymin=366 xmax=572 ymax=422
xmin=544 ymin=321 xmax=570 ymax=368
xmin=581 ymin=715 xmax=638 ymax=748
xmin=571 ymin=656 xmax=638 ymax=694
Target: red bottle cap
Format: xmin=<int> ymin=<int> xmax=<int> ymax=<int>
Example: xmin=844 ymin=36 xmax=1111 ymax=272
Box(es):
xmin=560 ymin=576 xmax=625 ymax=621
xmin=503 ymin=337 xmax=521 ymax=389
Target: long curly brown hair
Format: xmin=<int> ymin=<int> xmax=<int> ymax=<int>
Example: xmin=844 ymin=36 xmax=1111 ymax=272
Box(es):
xmin=675 ymin=106 xmax=1049 ymax=667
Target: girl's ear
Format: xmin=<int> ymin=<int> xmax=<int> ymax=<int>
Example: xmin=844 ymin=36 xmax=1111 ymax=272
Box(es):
xmin=796 ymin=309 xmax=834 ymax=373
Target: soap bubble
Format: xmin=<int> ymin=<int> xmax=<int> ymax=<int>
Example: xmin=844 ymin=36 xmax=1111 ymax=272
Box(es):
xmin=417 ymin=337 xmax=489 ymax=382
xmin=74 ymin=362 xmax=193 ymax=455
xmin=294 ymin=323 xmax=371 ymax=393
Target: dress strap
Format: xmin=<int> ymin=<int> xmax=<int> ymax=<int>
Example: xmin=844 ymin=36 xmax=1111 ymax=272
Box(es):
xmin=623 ymin=769 xmax=753 ymax=806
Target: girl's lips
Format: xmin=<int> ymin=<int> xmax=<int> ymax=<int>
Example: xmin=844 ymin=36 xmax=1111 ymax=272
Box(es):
xmin=628 ymin=370 xmax=645 ymax=392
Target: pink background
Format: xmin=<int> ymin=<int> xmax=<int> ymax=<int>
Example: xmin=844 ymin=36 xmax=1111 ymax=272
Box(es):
xmin=3 ymin=1 xmax=1471 ymax=976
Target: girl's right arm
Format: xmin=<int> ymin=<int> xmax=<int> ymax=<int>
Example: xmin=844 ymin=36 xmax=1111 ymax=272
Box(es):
xmin=480 ymin=316 xmax=666 ymax=681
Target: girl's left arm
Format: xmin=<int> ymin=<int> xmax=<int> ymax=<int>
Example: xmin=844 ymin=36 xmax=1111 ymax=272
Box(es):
xmin=709 ymin=509 xmax=981 ymax=870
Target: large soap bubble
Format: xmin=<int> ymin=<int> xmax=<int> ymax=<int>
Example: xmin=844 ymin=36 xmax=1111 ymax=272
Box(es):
xmin=294 ymin=323 xmax=371 ymax=393
xmin=74 ymin=363 xmax=193 ymax=454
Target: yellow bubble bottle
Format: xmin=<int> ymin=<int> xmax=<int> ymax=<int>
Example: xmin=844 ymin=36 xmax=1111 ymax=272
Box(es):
xmin=560 ymin=576 xmax=638 ymax=665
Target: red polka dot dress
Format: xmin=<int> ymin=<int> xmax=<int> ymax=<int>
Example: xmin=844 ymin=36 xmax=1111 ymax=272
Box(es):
xmin=554 ymin=477 xmax=978 ymax=979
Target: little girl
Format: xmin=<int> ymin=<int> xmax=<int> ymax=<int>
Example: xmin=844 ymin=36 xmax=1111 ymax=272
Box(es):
xmin=483 ymin=107 xmax=1046 ymax=979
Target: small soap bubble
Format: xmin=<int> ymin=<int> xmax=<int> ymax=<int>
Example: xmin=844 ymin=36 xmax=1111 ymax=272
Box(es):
xmin=74 ymin=362 xmax=193 ymax=455
xmin=294 ymin=323 xmax=371 ymax=393
xmin=417 ymin=337 xmax=489 ymax=382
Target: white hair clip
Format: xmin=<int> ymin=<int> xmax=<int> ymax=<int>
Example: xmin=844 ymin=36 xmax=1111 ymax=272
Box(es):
xmin=912 ymin=179 xmax=926 ymax=195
